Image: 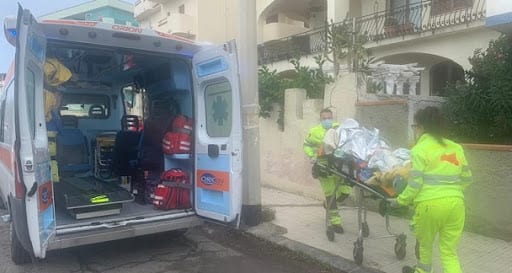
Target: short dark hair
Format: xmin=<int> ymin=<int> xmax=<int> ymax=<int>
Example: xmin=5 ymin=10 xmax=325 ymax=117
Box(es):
xmin=320 ymin=108 xmax=333 ymax=115
xmin=414 ymin=106 xmax=445 ymax=145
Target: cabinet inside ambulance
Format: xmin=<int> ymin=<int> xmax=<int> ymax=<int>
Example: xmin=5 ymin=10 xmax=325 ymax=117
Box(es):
xmin=46 ymin=43 xmax=195 ymax=226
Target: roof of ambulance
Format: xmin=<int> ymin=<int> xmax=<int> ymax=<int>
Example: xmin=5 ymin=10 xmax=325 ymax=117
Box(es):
xmin=40 ymin=19 xmax=205 ymax=55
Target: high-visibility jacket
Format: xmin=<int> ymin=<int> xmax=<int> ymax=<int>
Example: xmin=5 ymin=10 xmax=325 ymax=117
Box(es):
xmin=303 ymin=123 xmax=339 ymax=158
xmin=397 ymin=133 xmax=472 ymax=206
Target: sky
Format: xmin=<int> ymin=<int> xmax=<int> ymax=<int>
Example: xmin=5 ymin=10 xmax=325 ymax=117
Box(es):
xmin=0 ymin=0 xmax=136 ymax=73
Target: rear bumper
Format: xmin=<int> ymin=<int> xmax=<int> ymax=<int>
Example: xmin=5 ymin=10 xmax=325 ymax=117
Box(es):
xmin=48 ymin=214 xmax=203 ymax=250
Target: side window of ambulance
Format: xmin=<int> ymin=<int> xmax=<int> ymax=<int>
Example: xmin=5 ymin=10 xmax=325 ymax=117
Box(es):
xmin=0 ymin=83 xmax=9 ymax=142
xmin=60 ymin=94 xmax=110 ymax=119
xmin=204 ymin=80 xmax=232 ymax=137
xmin=0 ymin=82 xmax=14 ymax=144
xmin=26 ymin=69 xmax=36 ymax=138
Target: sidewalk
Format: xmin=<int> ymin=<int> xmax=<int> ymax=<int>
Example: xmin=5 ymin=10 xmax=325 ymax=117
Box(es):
xmin=248 ymin=187 xmax=512 ymax=273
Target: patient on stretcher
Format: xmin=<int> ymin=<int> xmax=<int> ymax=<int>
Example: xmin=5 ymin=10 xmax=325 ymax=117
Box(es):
xmin=322 ymin=118 xmax=411 ymax=197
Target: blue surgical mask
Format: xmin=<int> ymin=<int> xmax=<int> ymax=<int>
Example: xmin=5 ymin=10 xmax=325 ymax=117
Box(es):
xmin=321 ymin=119 xmax=333 ymax=129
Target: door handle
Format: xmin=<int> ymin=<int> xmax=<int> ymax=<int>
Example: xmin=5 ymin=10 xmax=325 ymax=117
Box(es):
xmin=27 ymin=182 xmax=37 ymax=197
xmin=208 ymin=144 xmax=219 ymax=158
xmin=24 ymin=160 xmax=34 ymax=172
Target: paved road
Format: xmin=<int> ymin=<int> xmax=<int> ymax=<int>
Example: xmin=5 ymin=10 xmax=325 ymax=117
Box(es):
xmin=0 ymin=209 xmax=344 ymax=273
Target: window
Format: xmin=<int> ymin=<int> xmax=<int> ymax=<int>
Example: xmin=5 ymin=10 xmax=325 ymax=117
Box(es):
xmin=60 ymin=94 xmax=110 ymax=119
xmin=0 ymin=83 xmax=11 ymax=143
xmin=179 ymin=4 xmax=185 ymax=14
xmin=205 ymin=81 xmax=232 ymax=137
xmin=26 ymin=69 xmax=36 ymax=138
xmin=432 ymin=0 xmax=473 ymax=15
xmin=122 ymin=85 xmax=143 ymax=117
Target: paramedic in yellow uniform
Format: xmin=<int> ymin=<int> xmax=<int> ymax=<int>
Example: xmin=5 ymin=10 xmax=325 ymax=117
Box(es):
xmin=390 ymin=106 xmax=472 ymax=273
xmin=303 ymin=108 xmax=352 ymax=233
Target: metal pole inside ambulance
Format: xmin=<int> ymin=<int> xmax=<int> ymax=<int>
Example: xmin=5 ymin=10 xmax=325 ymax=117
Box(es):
xmin=237 ymin=0 xmax=261 ymax=226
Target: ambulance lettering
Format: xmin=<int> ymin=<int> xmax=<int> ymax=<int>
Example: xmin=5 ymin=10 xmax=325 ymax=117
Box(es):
xmin=112 ymin=25 xmax=143 ymax=33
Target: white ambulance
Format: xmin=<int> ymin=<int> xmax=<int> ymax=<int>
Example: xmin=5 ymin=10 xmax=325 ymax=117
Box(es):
xmin=0 ymin=6 xmax=243 ymax=264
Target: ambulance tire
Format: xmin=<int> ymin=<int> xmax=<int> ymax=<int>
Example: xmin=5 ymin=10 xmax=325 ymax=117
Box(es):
xmin=10 ymin=223 xmax=32 ymax=265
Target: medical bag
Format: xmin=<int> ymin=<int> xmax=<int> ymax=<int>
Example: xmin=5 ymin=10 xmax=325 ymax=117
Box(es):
xmin=153 ymin=168 xmax=191 ymax=210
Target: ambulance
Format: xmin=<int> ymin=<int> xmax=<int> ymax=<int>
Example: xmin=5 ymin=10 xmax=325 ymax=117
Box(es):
xmin=0 ymin=6 xmax=243 ymax=264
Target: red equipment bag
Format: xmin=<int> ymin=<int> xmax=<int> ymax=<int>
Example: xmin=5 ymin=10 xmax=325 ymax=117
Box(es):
xmin=162 ymin=132 xmax=191 ymax=154
xmin=153 ymin=168 xmax=192 ymax=210
xmin=172 ymin=115 xmax=193 ymax=133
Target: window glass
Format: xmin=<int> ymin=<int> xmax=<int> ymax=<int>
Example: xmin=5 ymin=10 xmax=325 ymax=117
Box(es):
xmin=60 ymin=94 xmax=110 ymax=119
xmin=26 ymin=69 xmax=36 ymax=138
xmin=205 ymin=81 xmax=232 ymax=137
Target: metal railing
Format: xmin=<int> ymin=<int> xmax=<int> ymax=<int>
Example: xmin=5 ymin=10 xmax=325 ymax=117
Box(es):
xmin=258 ymin=0 xmax=486 ymax=65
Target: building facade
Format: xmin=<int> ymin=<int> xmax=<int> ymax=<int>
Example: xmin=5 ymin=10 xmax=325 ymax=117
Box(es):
xmin=41 ymin=0 xmax=138 ymax=26
xmin=134 ymin=0 xmax=239 ymax=43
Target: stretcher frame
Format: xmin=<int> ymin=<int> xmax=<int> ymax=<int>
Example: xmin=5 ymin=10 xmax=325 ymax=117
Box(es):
xmin=315 ymin=157 xmax=407 ymax=265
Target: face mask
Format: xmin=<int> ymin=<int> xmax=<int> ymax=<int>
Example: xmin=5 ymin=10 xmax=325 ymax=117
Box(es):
xmin=321 ymin=119 xmax=333 ymax=129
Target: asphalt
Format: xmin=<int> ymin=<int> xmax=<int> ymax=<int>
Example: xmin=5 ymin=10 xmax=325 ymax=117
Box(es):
xmin=246 ymin=187 xmax=512 ymax=273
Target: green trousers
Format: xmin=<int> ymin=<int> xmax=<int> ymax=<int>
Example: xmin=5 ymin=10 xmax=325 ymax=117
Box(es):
xmin=412 ymin=197 xmax=465 ymax=273
xmin=319 ymin=174 xmax=352 ymax=225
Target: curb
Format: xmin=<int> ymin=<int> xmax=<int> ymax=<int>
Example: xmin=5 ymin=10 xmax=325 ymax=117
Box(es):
xmin=245 ymin=222 xmax=385 ymax=273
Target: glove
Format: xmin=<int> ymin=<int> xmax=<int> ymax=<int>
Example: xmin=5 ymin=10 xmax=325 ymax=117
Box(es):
xmin=387 ymin=198 xmax=400 ymax=208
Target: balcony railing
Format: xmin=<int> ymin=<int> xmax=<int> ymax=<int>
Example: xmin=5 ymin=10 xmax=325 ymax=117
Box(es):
xmin=258 ymin=0 xmax=486 ymax=65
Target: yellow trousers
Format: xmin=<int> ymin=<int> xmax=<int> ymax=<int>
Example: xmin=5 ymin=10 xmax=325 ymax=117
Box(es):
xmin=412 ymin=197 xmax=465 ymax=273
xmin=319 ymin=175 xmax=352 ymax=225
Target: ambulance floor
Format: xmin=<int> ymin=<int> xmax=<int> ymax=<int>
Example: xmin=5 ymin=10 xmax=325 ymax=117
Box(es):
xmin=55 ymin=199 xmax=191 ymax=227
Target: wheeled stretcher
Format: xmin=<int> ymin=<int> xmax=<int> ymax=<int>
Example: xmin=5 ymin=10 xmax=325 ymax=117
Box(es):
xmin=314 ymin=155 xmax=408 ymax=266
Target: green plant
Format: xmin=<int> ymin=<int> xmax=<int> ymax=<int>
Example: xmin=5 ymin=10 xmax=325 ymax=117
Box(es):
xmin=288 ymin=56 xmax=334 ymax=99
xmin=258 ymin=56 xmax=334 ymax=130
xmin=443 ymin=35 xmax=512 ymax=144
xmin=324 ymin=19 xmax=370 ymax=75
xmin=258 ymin=66 xmax=284 ymax=119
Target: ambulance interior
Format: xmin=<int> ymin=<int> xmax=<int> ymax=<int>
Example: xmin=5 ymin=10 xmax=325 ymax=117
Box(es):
xmin=45 ymin=42 xmax=195 ymax=226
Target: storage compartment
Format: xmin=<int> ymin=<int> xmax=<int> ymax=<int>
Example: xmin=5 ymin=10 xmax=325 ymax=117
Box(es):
xmin=44 ymin=42 xmax=195 ymax=226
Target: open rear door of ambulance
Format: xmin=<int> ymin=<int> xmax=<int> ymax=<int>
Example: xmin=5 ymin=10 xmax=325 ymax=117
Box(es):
xmin=192 ymin=41 xmax=243 ymax=226
xmin=14 ymin=6 xmax=55 ymax=259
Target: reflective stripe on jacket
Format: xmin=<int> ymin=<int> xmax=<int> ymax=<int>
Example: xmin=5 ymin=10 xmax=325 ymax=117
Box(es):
xmin=303 ymin=123 xmax=339 ymax=158
xmin=397 ymin=133 xmax=472 ymax=206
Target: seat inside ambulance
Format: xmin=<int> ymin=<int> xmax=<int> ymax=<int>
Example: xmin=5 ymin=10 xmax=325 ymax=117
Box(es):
xmin=44 ymin=42 xmax=194 ymax=224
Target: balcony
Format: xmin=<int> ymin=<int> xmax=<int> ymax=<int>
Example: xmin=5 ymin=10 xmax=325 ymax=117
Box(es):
xmin=134 ymin=0 xmax=160 ymax=20
xmin=261 ymin=22 xmax=309 ymax=43
xmin=258 ymin=0 xmax=486 ymax=65
xmin=155 ymin=13 xmax=197 ymax=38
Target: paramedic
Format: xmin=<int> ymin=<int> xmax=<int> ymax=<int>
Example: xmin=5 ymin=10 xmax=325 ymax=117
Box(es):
xmin=390 ymin=106 xmax=472 ymax=273
xmin=303 ymin=108 xmax=352 ymax=233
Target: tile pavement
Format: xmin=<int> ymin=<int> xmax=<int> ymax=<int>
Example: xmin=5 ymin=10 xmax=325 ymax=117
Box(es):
xmin=255 ymin=187 xmax=512 ymax=273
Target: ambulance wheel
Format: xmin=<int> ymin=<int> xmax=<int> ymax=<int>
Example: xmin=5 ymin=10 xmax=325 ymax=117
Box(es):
xmin=362 ymin=222 xmax=370 ymax=238
xmin=326 ymin=227 xmax=335 ymax=242
xmin=394 ymin=234 xmax=407 ymax=260
xmin=10 ymin=223 xmax=32 ymax=265
xmin=353 ymin=238 xmax=364 ymax=265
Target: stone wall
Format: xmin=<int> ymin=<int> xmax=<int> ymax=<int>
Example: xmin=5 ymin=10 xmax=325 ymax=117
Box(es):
xmin=463 ymin=146 xmax=512 ymax=241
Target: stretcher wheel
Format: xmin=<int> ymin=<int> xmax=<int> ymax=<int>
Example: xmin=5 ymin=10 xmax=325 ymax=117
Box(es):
xmin=394 ymin=234 xmax=407 ymax=260
xmin=353 ymin=238 xmax=364 ymax=265
xmin=362 ymin=222 xmax=370 ymax=238
xmin=326 ymin=227 xmax=335 ymax=242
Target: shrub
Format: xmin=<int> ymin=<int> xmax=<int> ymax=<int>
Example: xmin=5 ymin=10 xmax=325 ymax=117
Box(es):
xmin=443 ymin=35 xmax=512 ymax=144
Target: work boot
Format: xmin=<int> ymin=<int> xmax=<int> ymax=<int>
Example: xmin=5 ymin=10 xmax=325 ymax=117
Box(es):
xmin=402 ymin=266 xmax=416 ymax=273
xmin=332 ymin=224 xmax=344 ymax=234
